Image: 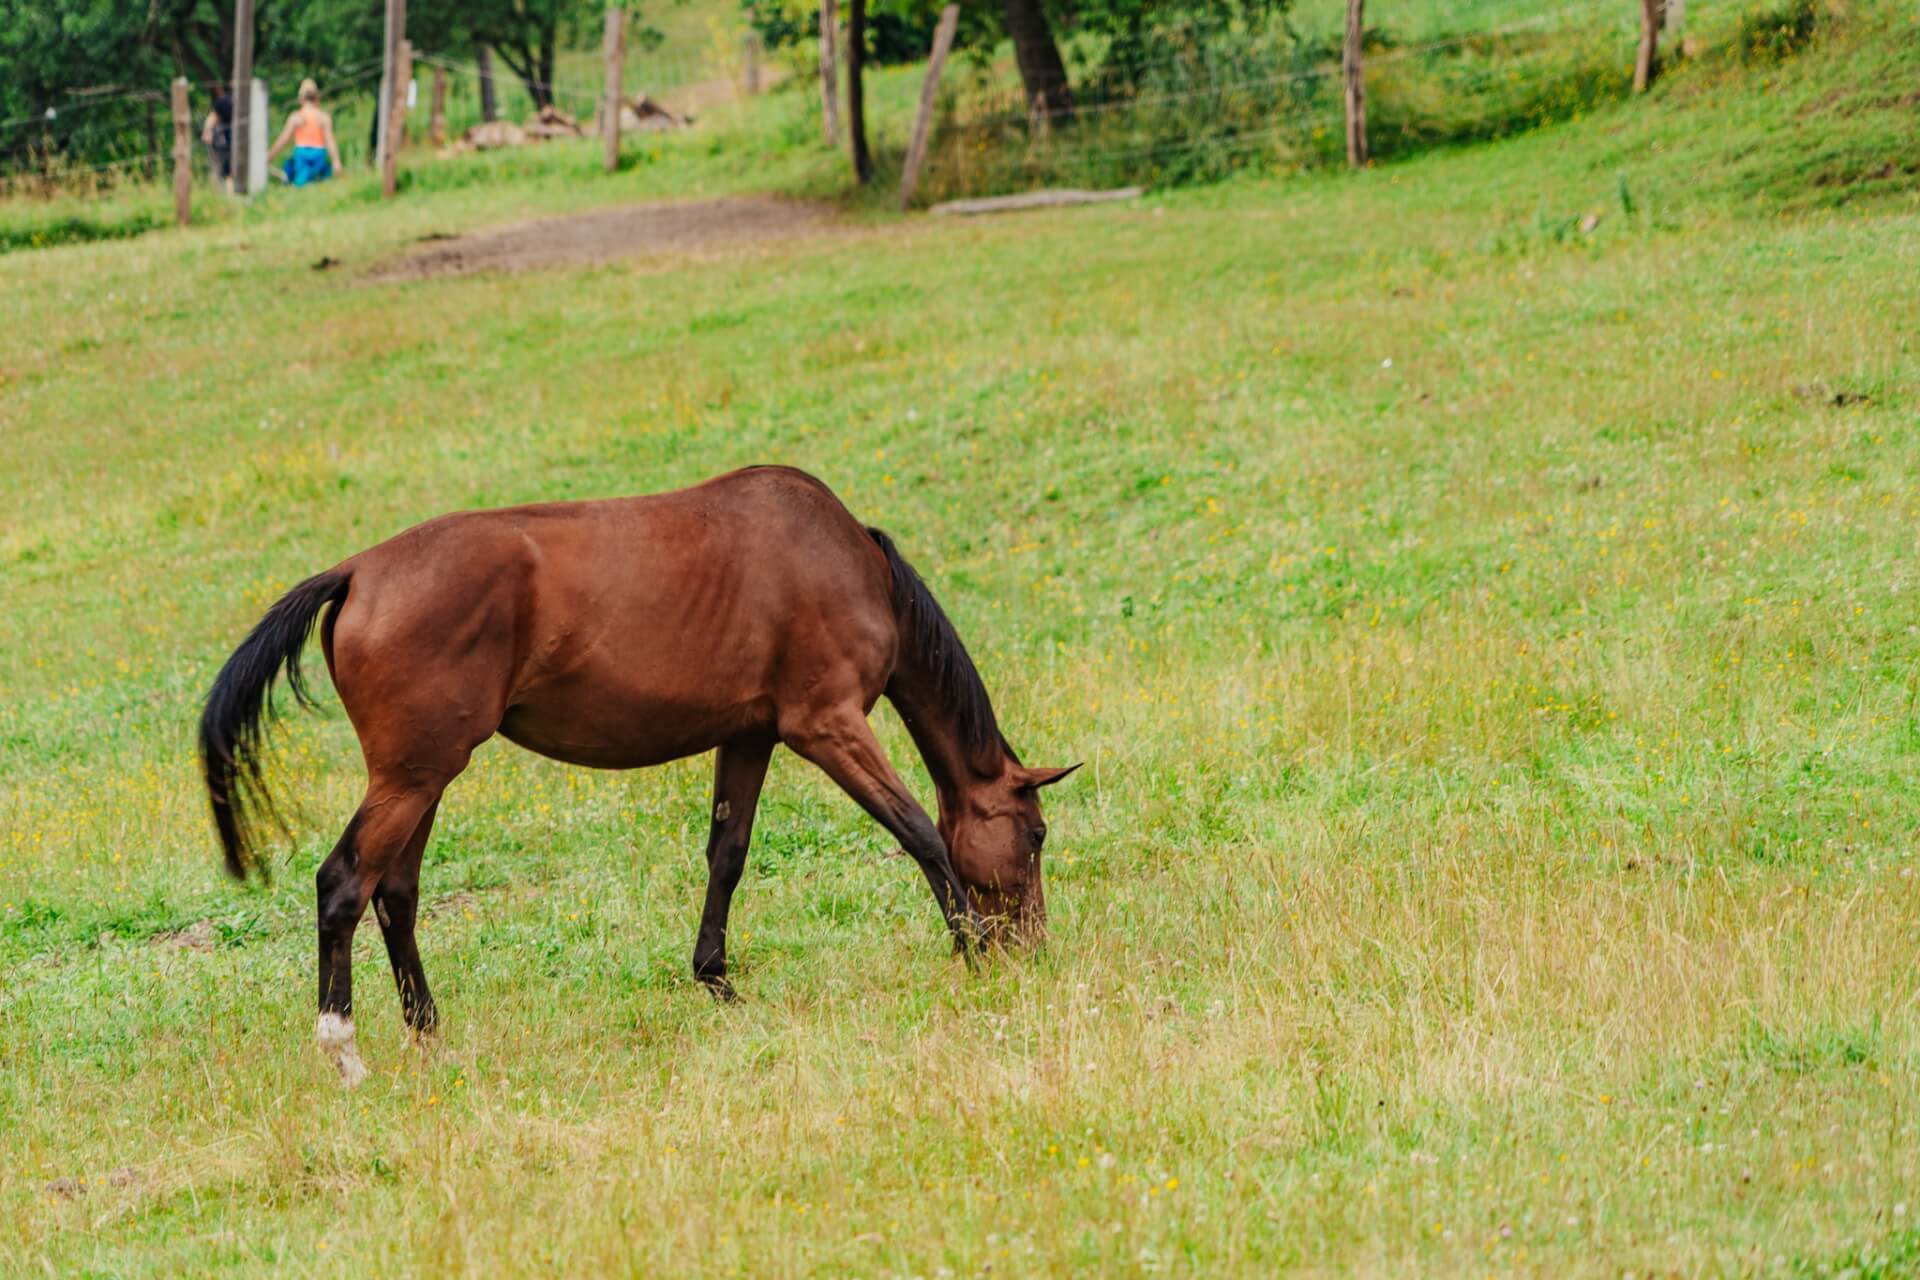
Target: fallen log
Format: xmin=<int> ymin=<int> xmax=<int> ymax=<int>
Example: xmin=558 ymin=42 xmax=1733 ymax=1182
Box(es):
xmin=928 ymin=187 xmax=1144 ymax=217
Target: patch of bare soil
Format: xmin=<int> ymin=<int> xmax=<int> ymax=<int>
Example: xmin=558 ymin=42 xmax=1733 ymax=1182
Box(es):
xmin=153 ymin=919 xmax=216 ymax=951
xmin=364 ymin=196 xmax=837 ymax=282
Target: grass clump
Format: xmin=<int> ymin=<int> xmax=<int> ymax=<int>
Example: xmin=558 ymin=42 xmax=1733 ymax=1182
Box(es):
xmin=1740 ymin=0 xmax=1824 ymax=64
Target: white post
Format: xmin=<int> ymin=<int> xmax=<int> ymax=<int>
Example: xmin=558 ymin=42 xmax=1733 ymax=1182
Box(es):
xmin=245 ymin=78 xmax=269 ymax=194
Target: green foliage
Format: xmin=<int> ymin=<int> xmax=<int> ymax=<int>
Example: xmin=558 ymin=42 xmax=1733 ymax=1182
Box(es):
xmin=0 ymin=206 xmax=164 ymax=252
xmin=914 ymin=15 xmax=1634 ymax=200
xmin=1746 ymin=1017 xmax=1881 ymax=1075
xmin=0 ymin=0 xmax=656 ymax=172
xmin=0 ymin=0 xmax=389 ymax=171
xmin=907 ymin=0 xmax=1920 ymax=205
xmin=741 ymin=0 xmax=937 ymax=66
xmin=1787 ymin=1230 xmax=1920 ymax=1280
xmin=1740 ymin=0 xmax=1822 ymax=64
xmin=1065 ymin=0 xmax=1293 ymax=93
xmin=450 ymin=0 xmax=636 ymax=110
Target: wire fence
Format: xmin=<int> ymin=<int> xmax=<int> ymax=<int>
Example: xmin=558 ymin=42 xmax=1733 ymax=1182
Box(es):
xmin=0 ymin=1 xmax=1667 ymax=206
xmin=898 ymin=2 xmax=1649 ymax=203
xmin=0 ymin=34 xmax=754 ymax=200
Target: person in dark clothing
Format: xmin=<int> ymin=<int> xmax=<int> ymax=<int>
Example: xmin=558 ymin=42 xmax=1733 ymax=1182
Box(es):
xmin=201 ymin=87 xmax=233 ymax=187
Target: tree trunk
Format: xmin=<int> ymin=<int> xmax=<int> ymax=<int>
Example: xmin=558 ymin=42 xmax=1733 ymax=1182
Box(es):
xmin=1634 ymin=0 xmax=1662 ymax=92
xmin=1003 ymin=0 xmax=1072 ymax=123
xmin=848 ymin=0 xmax=871 ymax=183
xmin=477 ymin=43 xmax=498 ymax=122
xmin=538 ymin=29 xmax=557 ymax=112
xmin=496 ymin=41 xmax=554 ymax=110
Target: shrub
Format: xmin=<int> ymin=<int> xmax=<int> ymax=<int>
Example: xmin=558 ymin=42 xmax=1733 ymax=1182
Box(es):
xmin=1740 ymin=0 xmax=1821 ymax=64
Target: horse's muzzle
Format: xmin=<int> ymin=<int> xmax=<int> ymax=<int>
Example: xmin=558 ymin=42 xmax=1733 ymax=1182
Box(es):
xmin=968 ymin=886 xmax=1047 ymax=950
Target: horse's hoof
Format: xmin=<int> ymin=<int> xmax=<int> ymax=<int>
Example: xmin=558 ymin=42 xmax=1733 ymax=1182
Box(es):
xmin=317 ymin=1013 xmax=370 ymax=1088
xmin=701 ymin=975 xmax=738 ymax=1003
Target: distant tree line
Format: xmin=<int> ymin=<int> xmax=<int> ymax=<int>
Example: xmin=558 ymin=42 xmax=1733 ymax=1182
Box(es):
xmin=743 ymin=0 xmax=1292 ymax=122
xmin=0 ymin=0 xmax=644 ymax=170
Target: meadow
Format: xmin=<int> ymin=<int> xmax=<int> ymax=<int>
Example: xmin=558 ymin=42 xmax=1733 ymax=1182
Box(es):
xmin=3 ymin=2 xmax=1920 ymax=1274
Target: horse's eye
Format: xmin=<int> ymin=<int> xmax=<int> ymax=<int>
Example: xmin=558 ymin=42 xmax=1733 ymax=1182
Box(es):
xmin=1030 ymin=824 xmax=1047 ymax=847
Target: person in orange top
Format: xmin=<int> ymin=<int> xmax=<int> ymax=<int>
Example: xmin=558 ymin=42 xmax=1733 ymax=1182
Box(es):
xmin=268 ymin=79 xmax=343 ymax=186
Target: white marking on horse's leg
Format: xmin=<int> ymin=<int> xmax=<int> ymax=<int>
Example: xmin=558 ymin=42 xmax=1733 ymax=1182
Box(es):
xmin=316 ymin=1012 xmax=370 ymax=1088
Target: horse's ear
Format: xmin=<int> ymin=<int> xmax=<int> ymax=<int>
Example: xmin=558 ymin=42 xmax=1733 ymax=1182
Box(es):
xmin=1015 ymin=763 xmax=1082 ymax=792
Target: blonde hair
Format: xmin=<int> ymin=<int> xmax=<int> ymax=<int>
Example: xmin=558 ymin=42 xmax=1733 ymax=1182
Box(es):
xmin=299 ymin=78 xmax=319 ymax=103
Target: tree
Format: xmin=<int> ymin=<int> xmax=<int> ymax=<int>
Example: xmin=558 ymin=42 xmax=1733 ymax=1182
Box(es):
xmin=474 ymin=1 xmax=569 ymax=111
xmin=1002 ymin=0 xmax=1072 ymax=121
xmin=1070 ymin=0 xmax=1290 ymax=90
xmin=0 ymin=0 xmax=383 ymax=169
xmin=743 ymin=1 xmax=936 ymax=66
xmin=422 ymin=0 xmax=626 ymax=113
xmin=848 ymin=0 xmax=872 ymax=182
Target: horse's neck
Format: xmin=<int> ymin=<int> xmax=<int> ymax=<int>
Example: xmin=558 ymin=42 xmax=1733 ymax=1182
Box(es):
xmin=886 ymin=666 xmax=1000 ymax=821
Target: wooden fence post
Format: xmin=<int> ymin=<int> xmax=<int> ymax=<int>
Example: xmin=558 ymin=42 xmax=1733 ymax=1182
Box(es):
xmin=377 ymin=0 xmax=406 ymax=172
xmin=897 ymin=4 xmax=960 ymax=211
xmin=819 ymin=0 xmax=840 ymax=145
xmin=1343 ymin=0 xmax=1367 ymax=168
xmin=604 ymin=7 xmax=626 ymax=172
xmin=230 ymin=0 xmax=256 ymax=194
xmin=743 ymin=31 xmax=763 ymax=96
xmin=382 ymin=39 xmax=411 ymax=198
xmin=1634 ymin=0 xmax=1662 ymax=92
xmin=430 ymin=65 xmax=448 ymax=145
xmin=170 ymin=78 xmax=192 ymax=226
xmin=477 ymin=43 xmax=499 ymax=121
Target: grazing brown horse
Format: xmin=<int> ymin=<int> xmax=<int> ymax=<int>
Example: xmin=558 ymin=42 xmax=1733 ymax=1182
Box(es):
xmin=200 ymin=466 xmax=1076 ymax=1085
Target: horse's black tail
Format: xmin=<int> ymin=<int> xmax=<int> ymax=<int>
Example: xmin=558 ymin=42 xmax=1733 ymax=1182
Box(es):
xmin=198 ymin=569 xmax=351 ymax=882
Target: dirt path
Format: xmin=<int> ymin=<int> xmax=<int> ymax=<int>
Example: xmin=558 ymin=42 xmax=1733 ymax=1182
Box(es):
xmin=365 ymin=195 xmax=837 ymax=282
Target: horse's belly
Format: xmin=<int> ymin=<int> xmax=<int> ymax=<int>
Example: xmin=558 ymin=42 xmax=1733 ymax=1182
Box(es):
xmin=496 ymin=686 xmax=770 ymax=770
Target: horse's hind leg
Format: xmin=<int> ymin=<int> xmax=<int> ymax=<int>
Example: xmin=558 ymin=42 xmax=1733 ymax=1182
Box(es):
xmin=374 ymin=800 xmax=440 ymax=1045
xmin=692 ymin=736 xmax=775 ymax=1000
xmin=315 ymin=777 xmax=444 ymax=1087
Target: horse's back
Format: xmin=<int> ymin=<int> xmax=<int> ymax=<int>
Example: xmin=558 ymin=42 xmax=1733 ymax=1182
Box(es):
xmin=326 ymin=468 xmax=899 ymax=770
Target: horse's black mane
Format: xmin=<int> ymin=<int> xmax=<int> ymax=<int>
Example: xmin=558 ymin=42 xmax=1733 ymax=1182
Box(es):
xmin=867 ymin=527 xmax=1013 ymax=764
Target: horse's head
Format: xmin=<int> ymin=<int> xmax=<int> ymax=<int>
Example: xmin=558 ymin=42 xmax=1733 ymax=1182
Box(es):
xmin=943 ymin=761 xmax=1080 ymax=947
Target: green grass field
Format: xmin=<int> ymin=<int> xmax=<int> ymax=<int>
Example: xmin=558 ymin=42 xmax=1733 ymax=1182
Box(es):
xmin=4 ymin=3 xmax=1920 ymax=1274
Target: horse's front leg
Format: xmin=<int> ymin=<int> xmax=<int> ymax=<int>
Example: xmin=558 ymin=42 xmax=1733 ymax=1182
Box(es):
xmin=782 ymin=707 xmax=984 ymax=960
xmin=692 ymin=736 xmax=775 ymax=1000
